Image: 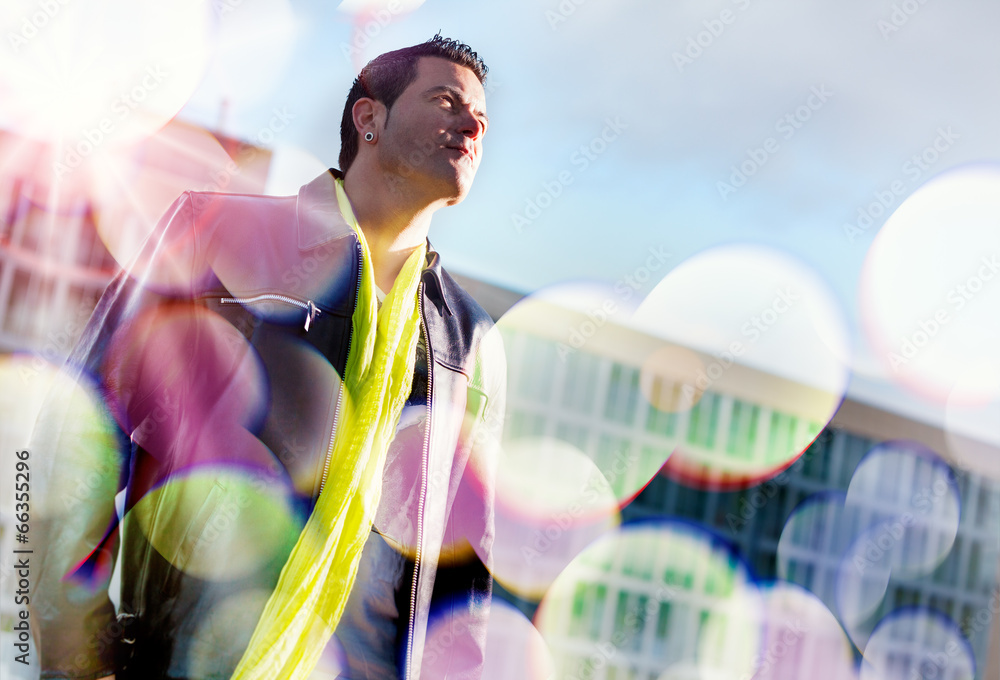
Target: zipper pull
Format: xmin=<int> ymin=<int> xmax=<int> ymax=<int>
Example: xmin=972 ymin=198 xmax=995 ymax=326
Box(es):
xmin=304 ymin=300 xmax=320 ymax=332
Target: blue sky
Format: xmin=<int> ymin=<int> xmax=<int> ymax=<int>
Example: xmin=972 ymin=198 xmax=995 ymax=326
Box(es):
xmin=178 ymin=0 xmax=998 ymax=299
xmin=171 ymin=0 xmax=1000 ymax=437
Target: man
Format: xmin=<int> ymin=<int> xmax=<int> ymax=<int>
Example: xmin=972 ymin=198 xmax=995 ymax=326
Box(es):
xmin=31 ymin=34 xmax=505 ymax=679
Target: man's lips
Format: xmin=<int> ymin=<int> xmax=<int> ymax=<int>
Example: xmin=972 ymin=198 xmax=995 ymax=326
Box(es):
xmin=445 ymin=144 xmax=473 ymax=160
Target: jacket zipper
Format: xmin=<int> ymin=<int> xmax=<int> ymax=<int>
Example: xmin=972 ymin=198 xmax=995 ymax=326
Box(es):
xmin=316 ymin=242 xmax=363 ymax=498
xmin=406 ymin=280 xmax=431 ymax=680
xmin=220 ymin=294 xmax=321 ymax=331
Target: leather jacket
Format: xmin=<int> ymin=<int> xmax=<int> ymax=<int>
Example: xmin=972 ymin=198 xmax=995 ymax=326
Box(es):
xmin=30 ymin=169 xmax=506 ymax=679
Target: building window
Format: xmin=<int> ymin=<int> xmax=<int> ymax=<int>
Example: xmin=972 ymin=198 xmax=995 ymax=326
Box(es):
xmin=640 ymin=444 xmax=670 ymax=483
xmin=840 ymin=433 xmax=872 ymax=487
xmin=570 ymin=582 xmax=608 ymax=640
xmin=597 ymin=434 xmax=632 ymax=498
xmin=556 ymin=421 xmax=589 ymax=451
xmin=654 ymin=601 xmax=671 ymax=646
xmin=725 ymin=399 xmax=759 ymax=459
xmin=645 ymin=401 xmax=677 ymax=437
xmin=514 ymin=335 xmax=558 ymax=402
xmin=934 ymin=536 xmax=962 ymax=587
xmin=966 ymin=542 xmax=981 ymax=591
xmin=604 ymin=364 xmax=639 ymax=425
xmin=929 ymin=594 xmax=955 ymax=619
xmin=975 ymin=483 xmax=996 ymax=528
xmin=507 ymin=410 xmax=546 ymax=439
xmin=674 ymin=482 xmax=707 ymax=521
xmin=613 ymin=590 xmax=629 ymax=640
xmin=562 ymin=350 xmax=599 ymax=414
xmin=766 ymin=411 xmax=798 ymax=465
xmin=892 ymin=585 xmax=920 ymax=609
xmin=802 ymin=433 xmax=830 ymax=480
xmin=960 ymin=604 xmax=975 ymax=637
xmin=631 ymin=596 xmax=648 ymax=651
xmin=785 ymin=558 xmax=799 ymax=584
xmin=687 ymin=392 xmax=721 ymax=449
xmin=637 ymin=472 xmax=668 ymax=511
xmin=755 ymin=551 xmax=776 ymax=578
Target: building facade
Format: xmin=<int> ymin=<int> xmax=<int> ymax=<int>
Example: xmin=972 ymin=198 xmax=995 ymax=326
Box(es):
xmin=496 ymin=305 xmax=999 ymax=680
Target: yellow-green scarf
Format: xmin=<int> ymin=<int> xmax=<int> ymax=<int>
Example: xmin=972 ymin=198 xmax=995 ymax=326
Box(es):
xmin=230 ymin=179 xmax=426 ymax=680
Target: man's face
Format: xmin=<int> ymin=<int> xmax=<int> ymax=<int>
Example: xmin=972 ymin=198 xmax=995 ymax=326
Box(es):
xmin=377 ymin=56 xmax=488 ymax=205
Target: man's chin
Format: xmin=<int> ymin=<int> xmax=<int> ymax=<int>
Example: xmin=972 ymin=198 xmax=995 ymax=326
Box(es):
xmin=437 ymin=173 xmax=476 ymax=206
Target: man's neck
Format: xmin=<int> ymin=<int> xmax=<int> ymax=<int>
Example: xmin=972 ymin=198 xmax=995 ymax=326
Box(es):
xmin=342 ymin=166 xmax=438 ymax=292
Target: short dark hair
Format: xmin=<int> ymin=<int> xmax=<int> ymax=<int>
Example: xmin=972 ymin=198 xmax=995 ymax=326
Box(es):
xmin=338 ymin=33 xmax=488 ymax=173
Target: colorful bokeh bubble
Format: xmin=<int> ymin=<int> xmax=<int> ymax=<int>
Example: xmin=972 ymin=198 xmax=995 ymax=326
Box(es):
xmin=130 ymin=466 xmax=300 ymax=581
xmin=632 ymin=244 xmax=850 ymax=491
xmin=859 ymin=163 xmax=1000 ymax=405
xmin=482 ymin=600 xmax=556 ymax=680
xmin=776 ymin=493 xmax=888 ymax=637
xmin=96 ymin=302 xmax=326 ymax=582
xmin=835 ymin=525 xmax=894 ymax=652
xmin=420 ymin=599 xmax=554 ymax=680
xmin=689 ymin=582 xmax=763 ymax=680
xmin=16 ymin=355 xmax=121 ymax=520
xmin=1 ymin=353 xmax=75 ymax=455
xmin=187 ymin=588 xmax=274 ymax=677
xmin=496 ymin=282 xmax=674 ymax=512
xmin=101 ymin=304 xmax=270 ymax=470
xmin=362 ymin=329 xmax=505 ymax=566
xmin=778 ymin=442 xmax=967 ymax=654
xmin=86 ymin=120 xmax=270 ymax=286
xmin=245 ymin=330 xmax=347 ymax=502
xmin=0 ymin=130 xmax=92 ymax=211
xmin=0 ymin=0 xmax=212 ymax=146
xmin=844 ymin=441 xmax=961 ymax=578
xmin=777 ymin=493 xmax=848 ymax=589
xmin=639 ymin=343 xmax=708 ymax=414
xmin=189 ymin=589 xmax=352 ymax=678
xmin=699 ymin=581 xmax=857 ymax=680
xmin=205 ymin=169 xmax=358 ymax=318
xmin=373 ymin=409 xmax=504 ymax=568
xmin=496 ymin=437 xmax=619 ymax=524
xmin=763 ymin=582 xmax=857 ymax=680
xmin=490 ymin=439 xmax=620 ymax=598
xmin=535 ymin=521 xmax=757 ymax=680
xmin=859 ymin=609 xmax=975 ymax=680
xmin=14 ymin=354 xmax=122 ymax=589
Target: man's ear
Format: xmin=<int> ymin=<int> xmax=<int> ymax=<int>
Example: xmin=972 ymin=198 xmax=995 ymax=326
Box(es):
xmin=352 ymin=97 xmax=385 ymax=139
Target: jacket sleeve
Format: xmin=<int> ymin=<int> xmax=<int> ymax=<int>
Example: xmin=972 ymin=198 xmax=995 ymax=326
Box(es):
xmin=423 ymin=323 xmax=507 ymax=679
xmin=29 ymin=193 xmax=198 ymax=679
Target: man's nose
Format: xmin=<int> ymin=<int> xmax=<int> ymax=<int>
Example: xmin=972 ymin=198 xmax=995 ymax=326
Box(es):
xmin=459 ymin=111 xmax=485 ymax=141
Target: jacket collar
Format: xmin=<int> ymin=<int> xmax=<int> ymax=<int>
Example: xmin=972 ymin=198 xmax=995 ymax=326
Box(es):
xmin=421 ymin=245 xmax=453 ymax=317
xmin=297 ymin=169 xmax=452 ymax=316
xmin=295 ymin=169 xmax=354 ymax=250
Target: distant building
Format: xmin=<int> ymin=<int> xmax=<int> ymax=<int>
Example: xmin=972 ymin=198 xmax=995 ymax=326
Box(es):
xmin=0 ymin=123 xmax=271 ymax=356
